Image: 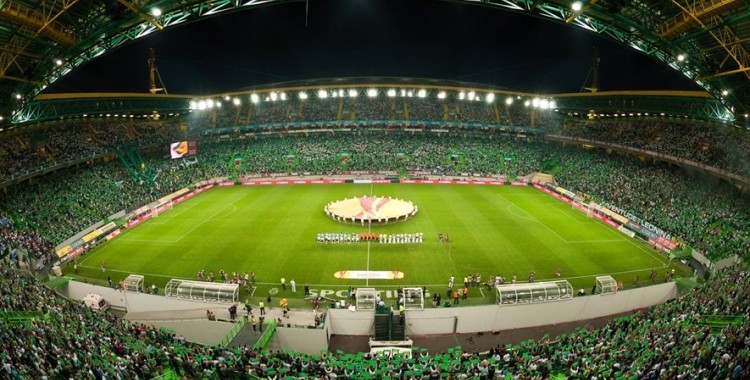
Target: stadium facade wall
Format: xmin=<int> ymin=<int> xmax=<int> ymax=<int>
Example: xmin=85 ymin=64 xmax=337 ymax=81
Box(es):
xmin=326 ymin=283 xmax=676 ymax=336
xmin=63 ymin=280 xmax=229 ymax=313
xmin=275 ymin=325 xmax=329 ymax=354
xmin=406 ymin=282 xmax=676 ymax=335
xmin=327 ymin=309 xmax=376 ymax=335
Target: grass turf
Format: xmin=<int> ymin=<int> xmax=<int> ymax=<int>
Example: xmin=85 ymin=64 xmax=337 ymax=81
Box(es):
xmin=66 ymin=184 xmax=689 ymax=307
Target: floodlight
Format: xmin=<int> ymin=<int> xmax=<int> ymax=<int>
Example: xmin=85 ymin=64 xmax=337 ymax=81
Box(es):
xmin=206 ymin=99 xmax=214 ymax=108
xmin=55 ymin=59 xmax=63 ymax=66
xmin=106 ymin=114 xmax=111 ymax=117
xmin=270 ymin=92 xmax=278 ymax=101
xmin=224 ymin=95 xmax=230 ymax=101
xmin=437 ymin=91 xmax=447 ymax=99
xmin=250 ymin=93 xmax=259 ymax=104
xmin=338 ymin=89 xmax=344 ymax=97
xmin=407 ymin=90 xmax=414 ymax=97
xmin=387 ymin=89 xmax=396 ymax=97
xmin=233 ymin=97 xmax=241 ymax=106
xmin=15 ymin=94 xmax=21 ymax=99
xmin=524 ymin=100 xmax=530 ymax=107
xmin=151 ymin=8 xmax=162 ymax=17
xmin=367 ymin=88 xmax=377 ymax=98
xmin=532 ymin=98 xmax=540 ymax=108
xmin=189 ymin=100 xmax=197 ymax=109
xmin=745 ymin=114 xmax=748 ymax=118
xmin=0 ymin=116 xmax=4 ymax=121
xmin=467 ymin=91 xmax=476 ymax=101
xmin=677 ymin=54 xmax=686 ymax=62
xmin=540 ymin=99 xmax=549 ymax=109
xmin=215 ymin=101 xmax=222 ymax=108
xmin=348 ymin=89 xmax=358 ymax=97
xmin=299 ymin=91 xmax=308 ymax=100
xmin=458 ymin=91 xmax=465 ymax=100
xmin=331 ymin=92 xmax=337 ymax=98
xmin=318 ymin=89 xmax=328 ymax=98
xmin=485 ymin=93 xmax=495 ymax=103
xmin=280 ymin=92 xmax=287 ymax=100
xmin=549 ymin=100 xmax=557 ymax=109
xmin=400 ymin=89 xmax=407 ymax=97
xmin=417 ymin=89 xmax=426 ymax=98
xmin=722 ymin=89 xmax=729 ymax=96
xmin=505 ymin=97 xmax=513 ymax=105
xmin=197 ymin=100 xmax=206 ymax=110
xmin=571 ymin=1 xmax=582 ymax=11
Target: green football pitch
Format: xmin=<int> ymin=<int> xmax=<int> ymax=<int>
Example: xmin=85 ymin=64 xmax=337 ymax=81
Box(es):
xmin=66 ymin=184 xmax=688 ymax=306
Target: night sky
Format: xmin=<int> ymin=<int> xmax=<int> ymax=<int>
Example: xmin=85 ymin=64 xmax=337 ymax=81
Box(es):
xmin=47 ymin=0 xmax=701 ymax=95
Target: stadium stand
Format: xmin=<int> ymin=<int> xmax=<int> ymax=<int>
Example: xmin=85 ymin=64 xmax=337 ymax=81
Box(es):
xmin=0 ymin=259 xmax=747 ymax=378
xmin=1 ymin=129 xmax=748 ymax=261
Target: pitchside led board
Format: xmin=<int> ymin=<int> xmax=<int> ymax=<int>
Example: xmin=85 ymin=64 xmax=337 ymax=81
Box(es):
xmin=169 ymin=141 xmax=197 ymax=159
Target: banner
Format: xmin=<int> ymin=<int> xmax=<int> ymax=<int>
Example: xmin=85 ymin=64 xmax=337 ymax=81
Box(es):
xmin=333 ymin=270 xmax=405 ymax=280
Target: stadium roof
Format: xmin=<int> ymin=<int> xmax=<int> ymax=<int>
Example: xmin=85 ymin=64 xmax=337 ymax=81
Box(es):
xmin=1 ymin=0 xmax=749 ymax=124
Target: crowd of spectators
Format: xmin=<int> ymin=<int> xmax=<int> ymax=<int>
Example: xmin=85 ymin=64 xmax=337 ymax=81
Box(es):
xmin=0 ymin=120 xmax=183 ymax=183
xmin=1 ymin=258 xmax=748 ymax=379
xmin=550 ymin=118 xmax=750 ymax=177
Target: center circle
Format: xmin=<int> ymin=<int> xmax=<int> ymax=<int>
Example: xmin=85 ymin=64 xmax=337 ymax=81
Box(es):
xmin=325 ymin=196 xmax=417 ymax=223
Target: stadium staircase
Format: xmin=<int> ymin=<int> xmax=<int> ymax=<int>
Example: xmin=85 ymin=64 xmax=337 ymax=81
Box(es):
xmin=373 ymin=305 xmax=406 ymax=341
xmin=116 ymin=145 xmax=159 ymax=187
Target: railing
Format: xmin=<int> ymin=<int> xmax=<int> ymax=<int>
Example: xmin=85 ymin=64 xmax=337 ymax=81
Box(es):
xmin=253 ymin=319 xmax=277 ymax=349
xmin=218 ymin=317 xmax=247 ymax=347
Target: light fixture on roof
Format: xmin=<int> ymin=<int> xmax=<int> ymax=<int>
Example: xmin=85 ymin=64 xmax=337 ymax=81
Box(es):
xmin=299 ymin=91 xmax=308 ymax=100
xmin=437 ymin=91 xmax=446 ymax=99
xmin=280 ymin=92 xmax=287 ymax=100
xmin=367 ymin=88 xmax=377 ymax=98
xmin=458 ymin=91 xmax=465 ymax=100
xmin=151 ymin=8 xmax=162 ymax=17
xmin=467 ymin=91 xmax=476 ymax=101
xmin=571 ymin=1 xmax=583 ymax=11
xmin=524 ymin=100 xmax=530 ymax=107
xmin=417 ymin=89 xmax=427 ymax=98
xmin=532 ymin=98 xmax=540 ymax=108
xmin=55 ymin=59 xmax=63 ymax=66
xmin=348 ymin=89 xmax=358 ymax=98
xmin=485 ymin=93 xmax=495 ymax=103
xmin=338 ymin=89 xmax=344 ymax=97
xmin=233 ymin=97 xmax=241 ymax=106
xmin=677 ymin=54 xmax=686 ymax=62
xmin=250 ymin=93 xmax=260 ymax=104
xmin=318 ymin=89 xmax=328 ymax=98
xmin=215 ymin=101 xmax=222 ymax=108
xmin=505 ymin=97 xmax=513 ymax=105
xmin=722 ymin=89 xmax=729 ymax=96
xmin=206 ymin=99 xmax=214 ymax=108
xmin=15 ymin=94 xmax=21 ymax=99
xmin=387 ymin=89 xmax=396 ymax=97
xmin=270 ymin=92 xmax=278 ymax=101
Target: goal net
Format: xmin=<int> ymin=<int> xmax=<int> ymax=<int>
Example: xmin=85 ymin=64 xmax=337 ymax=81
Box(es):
xmin=150 ymin=200 xmax=173 ymax=218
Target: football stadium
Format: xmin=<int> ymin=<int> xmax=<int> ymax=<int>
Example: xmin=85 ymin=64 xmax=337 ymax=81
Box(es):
xmin=1 ymin=0 xmax=749 ymax=379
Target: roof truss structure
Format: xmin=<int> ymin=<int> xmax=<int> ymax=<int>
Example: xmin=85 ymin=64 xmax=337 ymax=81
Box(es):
xmin=1 ymin=0 xmax=749 ymax=124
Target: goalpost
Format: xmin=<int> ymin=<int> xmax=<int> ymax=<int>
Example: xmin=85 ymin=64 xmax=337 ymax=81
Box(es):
xmin=150 ymin=201 xmax=173 ymax=218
